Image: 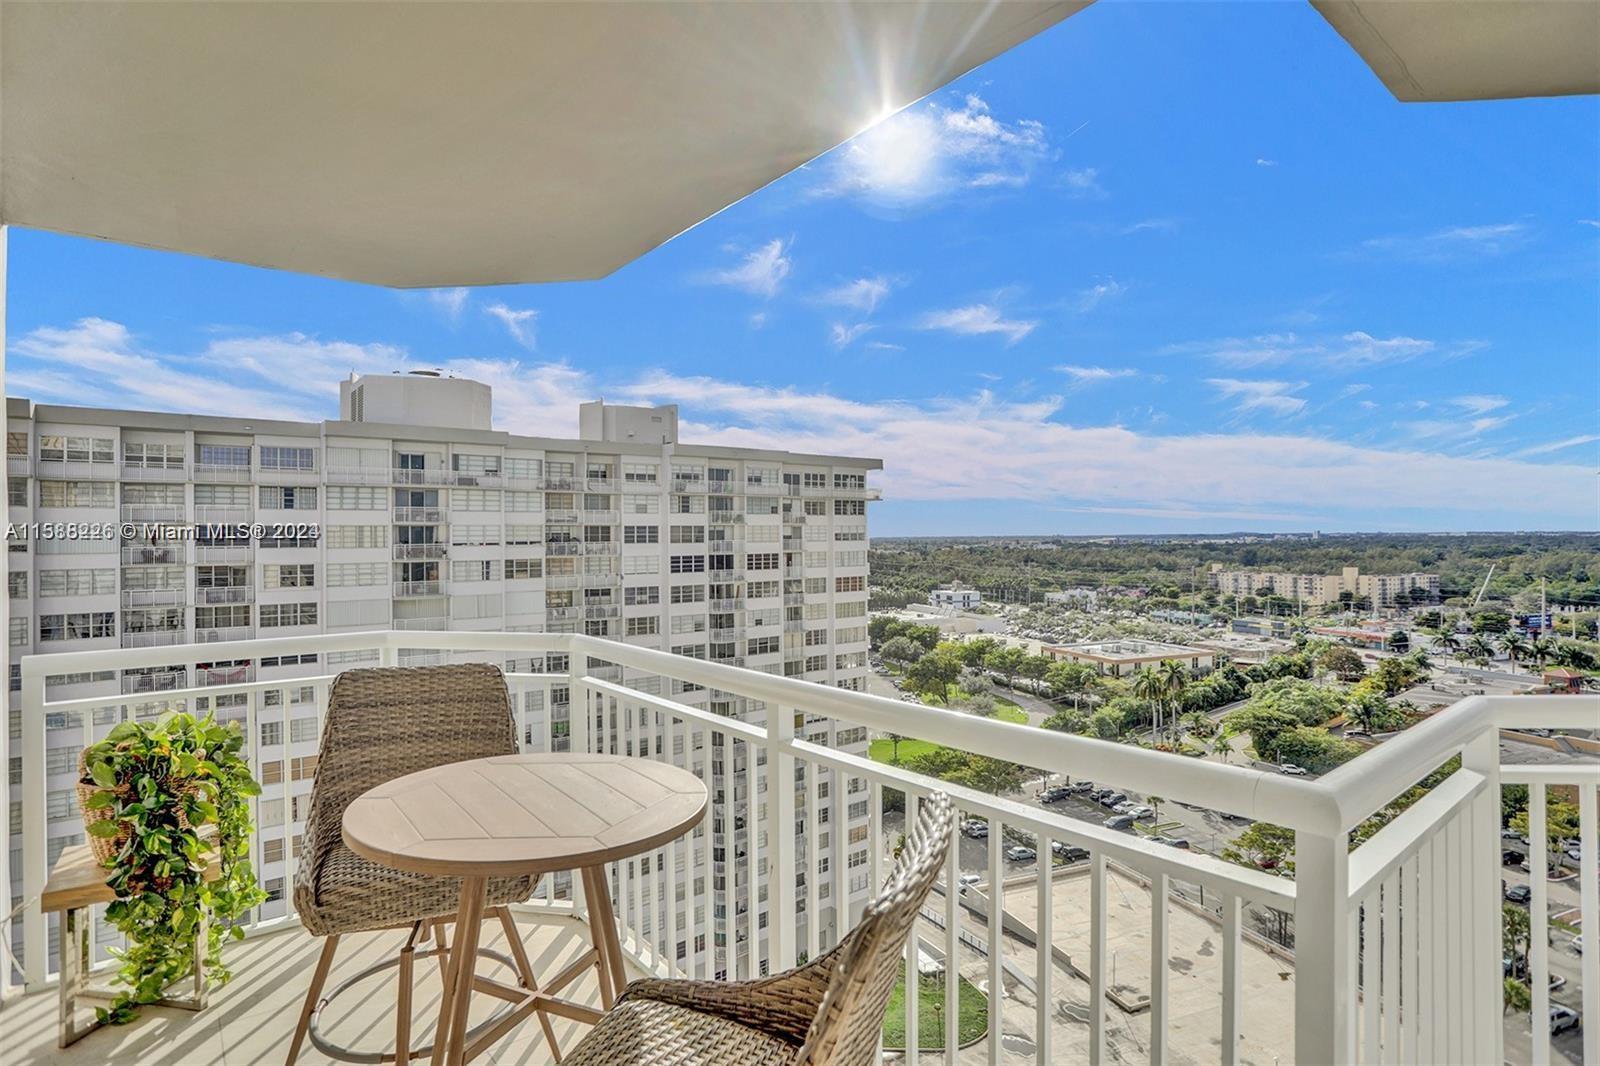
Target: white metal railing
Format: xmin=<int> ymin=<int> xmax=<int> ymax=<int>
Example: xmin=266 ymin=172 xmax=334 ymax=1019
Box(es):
xmin=195 ymin=585 xmax=254 ymax=605
xmin=120 ymin=504 xmax=186 ymax=523
xmin=394 ymin=506 xmax=444 ymax=523
xmin=4 ymin=632 xmax=1595 ymax=1066
xmin=393 ymin=580 xmax=444 ymax=597
xmin=393 ymin=543 xmax=446 ymax=560
xmin=121 ymin=587 xmax=186 ymax=607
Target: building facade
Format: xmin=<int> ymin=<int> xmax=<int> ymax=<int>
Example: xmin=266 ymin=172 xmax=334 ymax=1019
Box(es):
xmin=1207 ymin=564 xmax=1439 ymax=608
xmin=1041 ymin=639 xmax=1214 ymax=677
xmin=5 ymin=372 xmax=880 ymax=977
xmin=928 ymin=586 xmax=981 ymax=610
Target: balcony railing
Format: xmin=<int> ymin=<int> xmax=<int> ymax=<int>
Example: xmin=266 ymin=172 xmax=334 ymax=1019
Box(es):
xmin=121 ymin=545 xmax=185 ymax=566
xmin=119 ymin=628 xmax=187 ymax=648
xmin=120 ymin=587 xmax=186 ymax=607
xmin=194 ymin=625 xmax=255 ymax=644
xmin=546 ymin=541 xmax=581 ymax=556
xmin=195 ymin=585 xmax=254 ymax=605
xmin=9 ymin=631 xmax=1597 ymax=1066
xmin=120 ymin=670 xmax=187 ymax=695
xmin=394 ymin=506 xmax=444 ymax=523
xmin=393 ymin=580 xmax=444 ymax=597
xmin=393 ymin=543 xmax=446 ymax=560
xmin=120 ymin=504 xmax=186 ymax=523
xmin=192 ymin=463 xmax=253 ymax=483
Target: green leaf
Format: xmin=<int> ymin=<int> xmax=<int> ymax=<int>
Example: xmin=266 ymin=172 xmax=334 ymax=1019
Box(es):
xmin=86 ymin=819 xmax=121 ymax=838
xmin=90 ymin=761 xmax=118 ymax=788
xmin=84 ymin=790 xmax=116 ymax=810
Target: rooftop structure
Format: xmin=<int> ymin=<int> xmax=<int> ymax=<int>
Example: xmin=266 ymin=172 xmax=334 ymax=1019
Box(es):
xmin=929 ymin=586 xmax=982 ymax=610
xmin=1208 ymin=565 xmax=1440 ymax=609
xmin=1042 ymin=639 xmax=1215 ymax=676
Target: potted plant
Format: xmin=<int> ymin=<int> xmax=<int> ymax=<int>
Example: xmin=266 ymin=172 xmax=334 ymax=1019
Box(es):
xmin=79 ymin=711 xmax=266 ymax=1022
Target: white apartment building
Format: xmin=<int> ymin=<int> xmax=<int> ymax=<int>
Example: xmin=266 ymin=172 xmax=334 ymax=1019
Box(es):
xmin=1207 ymin=564 xmax=1439 ymax=608
xmin=5 ymin=371 xmax=880 ymax=978
xmin=1041 ymin=639 xmax=1215 ymax=677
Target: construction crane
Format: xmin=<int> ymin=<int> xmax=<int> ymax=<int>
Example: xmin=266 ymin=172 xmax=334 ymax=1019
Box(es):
xmin=1471 ymin=563 xmax=1496 ymax=609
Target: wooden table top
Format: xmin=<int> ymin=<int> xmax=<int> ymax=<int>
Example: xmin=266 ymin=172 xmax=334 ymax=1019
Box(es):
xmin=341 ymin=753 xmax=708 ymax=877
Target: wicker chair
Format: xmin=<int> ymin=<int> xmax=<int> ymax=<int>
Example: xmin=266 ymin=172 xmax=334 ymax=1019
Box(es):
xmin=286 ymin=663 xmax=551 ymax=1065
xmin=561 ymin=792 xmax=956 ymax=1065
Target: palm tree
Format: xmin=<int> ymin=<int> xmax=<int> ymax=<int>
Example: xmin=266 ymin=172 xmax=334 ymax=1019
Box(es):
xmin=1466 ymin=634 xmax=1496 ymax=668
xmin=1434 ymin=631 xmax=1462 ymax=656
xmin=1499 ymin=631 xmax=1529 ymax=674
xmin=1131 ymin=667 xmax=1165 ymax=740
xmin=1529 ymin=635 xmax=1557 ymax=673
xmin=1158 ymin=659 xmax=1188 ymax=746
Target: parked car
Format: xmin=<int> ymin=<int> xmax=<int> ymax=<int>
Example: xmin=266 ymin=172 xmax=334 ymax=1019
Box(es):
xmin=1503 ymin=849 xmax=1524 ymax=865
xmin=1090 ymin=788 xmax=1115 ymax=803
xmin=1067 ymin=781 xmax=1095 ymax=795
xmin=1505 ymin=884 xmax=1532 ymax=905
xmin=1153 ymin=836 xmax=1191 ymax=850
xmin=1126 ymin=805 xmax=1156 ymax=821
xmin=1279 ymin=763 xmax=1308 ymax=776
xmin=1573 ymin=935 xmax=1583 ymax=954
xmin=1112 ymin=801 xmax=1140 ymax=815
xmin=1549 ymin=973 xmax=1567 ymax=992
xmin=1523 ymin=728 xmax=1553 ymax=739
xmin=1502 ymin=827 xmax=1524 ymax=840
xmin=1099 ymin=792 xmax=1128 ymax=809
xmin=1550 ymin=1005 xmax=1580 ymax=1036
xmin=962 ymin=819 xmax=989 ymax=839
xmin=1103 ymin=814 xmax=1135 ymax=831
xmin=1005 ymin=845 xmax=1036 ymax=863
xmin=1039 ymin=786 xmax=1071 ymax=803
xmin=957 ymin=872 xmax=982 ymax=894
xmin=1052 ymin=841 xmax=1090 ymax=863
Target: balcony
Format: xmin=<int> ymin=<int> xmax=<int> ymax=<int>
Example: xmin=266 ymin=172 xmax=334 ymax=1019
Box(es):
xmin=546 ymin=541 xmax=581 ymax=556
xmin=194 ymin=544 xmax=254 ymax=565
xmin=394 ymin=506 xmax=444 ymax=523
xmin=9 ymin=630 xmax=1598 ymax=1066
xmin=120 ymin=587 xmax=186 ymax=608
xmin=121 ymin=545 xmax=184 ymax=566
xmin=119 ymin=504 xmax=186 ymax=523
xmin=580 ymin=509 xmax=618 ymax=524
xmin=192 ymin=463 xmax=253 ymax=483
xmin=194 ymin=625 xmax=255 ymax=645
xmin=120 ymin=670 xmax=187 ymax=695
xmin=393 ymin=580 xmax=444 ymax=597
xmin=120 ymin=628 xmax=186 ymax=649
xmin=582 ymin=541 xmax=618 ymax=555
xmin=393 ymin=543 xmax=446 ymax=560
xmin=391 ymin=468 xmax=449 ymax=486
xmin=195 ymin=585 xmax=254 ymax=605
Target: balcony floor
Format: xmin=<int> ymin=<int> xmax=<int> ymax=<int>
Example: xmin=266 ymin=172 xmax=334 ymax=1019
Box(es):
xmin=3 ymin=910 xmax=629 ymax=1065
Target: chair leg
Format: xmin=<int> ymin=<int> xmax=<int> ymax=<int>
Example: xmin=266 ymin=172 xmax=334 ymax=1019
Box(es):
xmin=397 ymin=923 xmax=422 ymax=1064
xmin=495 ymin=907 xmax=562 ymax=1062
xmin=287 ymin=934 xmax=340 ymax=1066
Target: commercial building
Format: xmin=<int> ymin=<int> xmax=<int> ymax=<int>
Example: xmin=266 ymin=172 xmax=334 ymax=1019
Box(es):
xmin=5 ymin=371 xmax=880 ymax=973
xmin=1207 ymin=565 xmax=1439 ymax=609
xmin=1041 ymin=639 xmax=1214 ymax=677
xmin=928 ymin=585 xmax=982 ymax=610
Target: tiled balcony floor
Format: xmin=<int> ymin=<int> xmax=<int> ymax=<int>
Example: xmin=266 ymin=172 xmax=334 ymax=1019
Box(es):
xmin=3 ymin=911 xmax=631 ymax=1065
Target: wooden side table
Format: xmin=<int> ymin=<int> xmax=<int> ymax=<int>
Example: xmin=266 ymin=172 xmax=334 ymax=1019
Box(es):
xmin=43 ymin=842 xmax=220 ymax=1047
xmin=342 ymin=752 xmax=708 ymax=1066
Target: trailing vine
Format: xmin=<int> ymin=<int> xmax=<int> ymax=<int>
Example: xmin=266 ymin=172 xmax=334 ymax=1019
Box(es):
xmin=81 ymin=711 xmax=266 ymax=1022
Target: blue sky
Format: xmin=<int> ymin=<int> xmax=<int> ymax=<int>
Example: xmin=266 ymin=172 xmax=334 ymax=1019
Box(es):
xmin=8 ymin=1 xmax=1598 ymax=535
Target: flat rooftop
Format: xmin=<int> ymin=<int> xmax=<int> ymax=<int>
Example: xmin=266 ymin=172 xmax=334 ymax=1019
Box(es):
xmin=1049 ymin=639 xmax=1208 ymax=660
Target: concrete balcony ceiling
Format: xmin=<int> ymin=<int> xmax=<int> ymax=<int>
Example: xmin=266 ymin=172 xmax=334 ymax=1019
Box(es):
xmin=0 ymin=1 xmax=1086 ymax=287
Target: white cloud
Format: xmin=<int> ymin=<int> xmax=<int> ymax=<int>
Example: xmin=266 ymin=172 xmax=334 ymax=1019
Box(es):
xmin=1403 ymin=415 xmax=1516 ymax=441
xmin=1451 ymin=394 xmax=1510 ymax=415
xmin=814 ymin=93 xmax=1050 ymax=207
xmin=1338 ymin=383 xmax=1371 ymax=399
xmin=699 ymin=239 xmax=792 ymax=298
xmin=748 ymin=311 xmax=769 ymax=330
xmin=1061 ymin=167 xmax=1106 ymax=199
xmin=1166 ymin=330 xmax=1444 ymax=369
xmin=829 ymin=322 xmax=874 ymax=348
xmin=425 ymin=288 xmax=470 ymax=322
xmin=866 ymin=341 xmax=905 ymax=352
xmin=1057 ymin=365 xmax=1137 ymax=385
xmin=1121 ymin=218 xmax=1178 ymax=235
xmin=484 ymin=304 xmax=538 ymax=349
xmin=1255 ymin=158 xmax=1278 ymax=167
xmin=1076 ymin=278 xmax=1127 ymax=313
xmin=918 ymin=304 xmax=1038 ymax=345
xmin=1510 ymin=434 xmax=1600 ymax=459
xmin=1362 ymin=222 xmax=1529 ymax=261
xmin=1580 ymin=219 xmax=1600 ymax=229
xmin=820 ymin=276 xmax=892 ymax=314
xmin=1206 ymin=378 xmax=1308 ymax=416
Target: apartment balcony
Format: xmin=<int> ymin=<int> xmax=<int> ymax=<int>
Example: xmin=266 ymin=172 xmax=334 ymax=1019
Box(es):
xmin=706 ymin=569 xmax=742 ymax=583
xmin=325 ymin=466 xmax=390 ymax=485
xmin=7 ymin=455 xmax=31 ymax=477
xmin=193 ymin=505 xmax=253 ymax=526
xmin=195 ymin=585 xmax=254 ymax=605
xmin=545 ymin=510 xmax=580 ymax=525
xmin=120 ymin=544 xmax=186 ymax=566
xmin=194 ymin=625 xmax=255 ymax=645
xmin=196 ymin=663 xmax=255 ymax=686
xmin=120 ymin=587 xmax=186 ymax=608
xmin=194 ymin=544 xmax=254 ymax=565
xmin=393 ymin=616 xmax=449 ymax=631
xmin=541 ymin=476 xmax=579 ymax=492
xmin=120 ymin=628 xmax=187 ymax=649
xmin=545 ymin=574 xmax=583 ymax=590
xmin=393 ymin=580 xmax=444 ymax=597
xmin=709 ymin=627 xmax=741 ymax=642
xmin=192 ymin=463 xmax=253 ymax=484
xmin=119 ymin=504 xmax=186 ymax=523
xmin=394 ymin=506 xmax=444 ymax=523
xmin=449 ymin=472 xmax=502 ymax=488
xmin=546 ymin=541 xmax=582 ymax=556
xmin=393 ymin=543 xmax=446 ymax=560
xmin=582 ymin=541 xmax=618 ymax=555
xmin=585 ymin=477 xmax=615 ymax=492
xmin=391 ymin=468 xmax=450 ymax=486
xmin=783 ymin=592 xmax=806 ymax=606
xmin=710 ymin=597 xmax=744 ymax=611
xmin=583 ymin=605 xmax=620 ymax=621
xmin=670 ymin=479 xmax=706 ymax=493
xmin=581 ymin=509 xmax=618 ymax=524
xmin=120 ymin=670 xmax=187 ymax=695
xmin=9 ymin=630 xmax=1598 ymax=1066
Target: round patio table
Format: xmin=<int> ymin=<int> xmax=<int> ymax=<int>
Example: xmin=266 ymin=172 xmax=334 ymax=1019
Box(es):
xmin=342 ymin=752 xmax=708 ymax=1066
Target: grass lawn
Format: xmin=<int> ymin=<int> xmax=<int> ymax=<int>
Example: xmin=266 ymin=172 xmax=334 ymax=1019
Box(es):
xmin=867 ymin=694 xmax=1028 ymax=766
xmin=881 ymin=963 xmax=988 ymax=1051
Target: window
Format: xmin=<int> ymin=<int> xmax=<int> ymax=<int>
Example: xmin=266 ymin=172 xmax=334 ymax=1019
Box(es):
xmin=7 ymin=432 xmax=27 ymax=457
xmin=260 ymin=603 xmax=318 ymax=628
xmin=623 ymin=525 xmax=659 ymax=544
xmin=625 ymin=616 xmax=659 ymax=637
xmin=198 ymin=444 xmax=250 ymax=467
xmin=196 ymin=605 xmax=251 ymax=629
xmin=260 ymin=486 xmax=318 ymax=509
xmin=259 ymin=446 xmax=315 ymax=470
xmin=506 ymin=524 xmax=541 ymax=545
xmin=670 ymin=525 xmax=704 ymax=544
xmin=7 ymin=573 xmax=26 ymax=600
xmin=326 ymin=485 xmax=384 ymax=509
xmin=327 ymin=525 xmax=388 ymax=549
xmin=624 ymin=586 xmax=660 ymax=606
xmin=835 ymin=550 xmax=866 ymax=567
xmin=623 ymin=555 xmax=660 ymax=574
xmin=622 ymin=493 xmax=659 ymax=515
xmin=453 ymin=488 xmax=502 ymax=511
xmin=623 ymin=463 xmax=658 ymax=483
xmin=38 ymin=568 xmax=116 ymax=596
xmin=289 ymin=717 xmax=319 ymax=744
xmin=802 ymin=472 xmax=826 ymax=489
xmin=834 ymin=472 xmax=866 ymax=491
xmin=835 ymin=576 xmax=865 ymax=593
xmin=259 ymin=799 xmax=284 ymax=828
xmin=669 ymin=554 xmax=705 ymax=574
xmin=327 ymin=562 xmax=385 ymax=586
xmin=506 ymin=558 xmax=543 ymax=580
xmin=8 ymin=478 xmax=26 ymax=506
xmin=10 ymin=617 xmax=27 ymax=646
xmin=262 ymin=839 xmax=286 ymax=865
xmin=452 ymin=453 xmax=502 ymax=477
xmin=124 ymin=441 xmax=185 ymax=469
xmin=505 ymin=490 xmax=540 ymax=512
xmin=746 ymin=553 xmax=779 ymax=571
xmin=747 ymin=636 xmax=781 ymax=656
xmin=452 ymin=559 xmax=501 ymax=581
xmin=39 ymin=613 xmax=115 ymax=641
xmin=835 ymin=499 xmax=866 ymax=516
xmin=37 ymin=481 xmax=113 ymax=508
xmin=505 ymin=457 xmax=541 ymax=481
xmin=264 ymin=564 xmax=316 ymax=589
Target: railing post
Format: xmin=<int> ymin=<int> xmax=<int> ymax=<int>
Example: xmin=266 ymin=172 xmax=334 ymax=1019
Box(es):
xmin=20 ymin=654 xmax=48 ymax=988
xmin=1294 ymin=827 xmax=1351 ymax=1065
xmin=764 ymin=700 xmax=796 ymax=971
xmin=1461 ymin=726 xmax=1504 ymax=1058
xmin=567 ymin=638 xmax=590 ymax=918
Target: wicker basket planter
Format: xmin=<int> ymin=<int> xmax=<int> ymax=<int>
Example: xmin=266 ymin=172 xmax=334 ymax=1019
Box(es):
xmin=76 ymin=748 xmax=198 ymax=866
